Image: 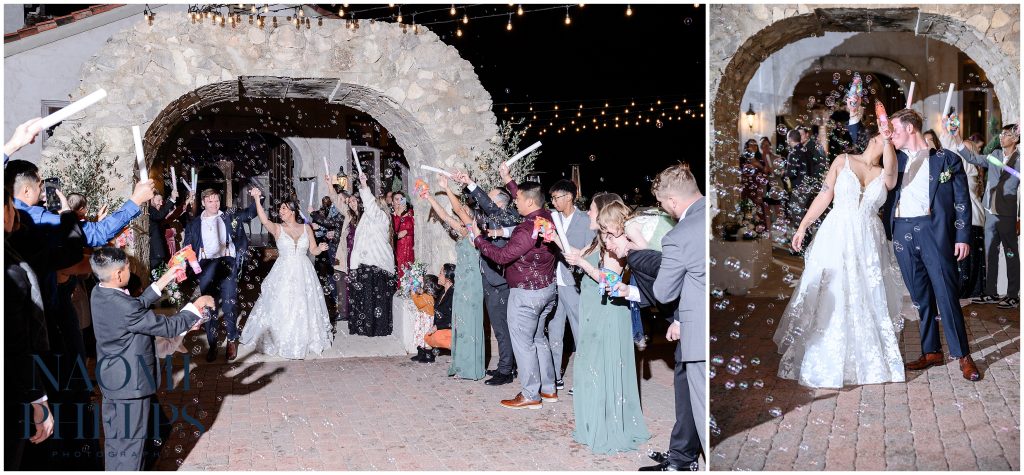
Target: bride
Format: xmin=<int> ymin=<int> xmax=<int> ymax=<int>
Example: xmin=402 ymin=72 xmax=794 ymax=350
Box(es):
xmin=773 ymin=124 xmax=913 ymax=388
xmin=241 ymin=187 xmax=333 ymax=359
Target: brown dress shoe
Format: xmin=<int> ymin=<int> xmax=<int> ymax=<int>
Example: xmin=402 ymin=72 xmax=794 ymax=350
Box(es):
xmin=959 ymin=356 xmax=981 ymax=381
xmin=500 ymin=393 xmax=542 ymax=410
xmin=226 ymin=341 xmax=239 ymax=361
xmin=540 ymin=391 xmax=558 ymax=403
xmin=905 ymin=352 xmax=944 ymax=371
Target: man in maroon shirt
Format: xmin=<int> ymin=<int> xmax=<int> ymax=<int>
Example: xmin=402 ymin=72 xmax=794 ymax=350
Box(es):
xmin=471 ymin=171 xmax=559 ymax=409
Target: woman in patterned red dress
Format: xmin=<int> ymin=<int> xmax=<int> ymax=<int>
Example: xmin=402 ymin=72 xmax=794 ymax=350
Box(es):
xmin=392 ymin=190 xmax=415 ymax=283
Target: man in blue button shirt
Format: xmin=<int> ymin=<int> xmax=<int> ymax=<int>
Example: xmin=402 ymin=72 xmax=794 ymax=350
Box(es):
xmin=6 ymin=159 xmax=154 ymax=247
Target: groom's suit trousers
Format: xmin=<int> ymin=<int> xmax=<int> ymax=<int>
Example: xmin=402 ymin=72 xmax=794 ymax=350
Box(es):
xmin=198 ymin=257 xmax=240 ymax=342
xmin=892 ymin=217 xmax=971 ymax=357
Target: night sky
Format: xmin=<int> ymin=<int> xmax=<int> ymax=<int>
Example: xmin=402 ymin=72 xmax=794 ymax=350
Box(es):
xmin=316 ymin=3 xmax=706 ymax=204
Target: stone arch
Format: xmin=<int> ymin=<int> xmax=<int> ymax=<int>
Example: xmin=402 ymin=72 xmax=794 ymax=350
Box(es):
xmin=711 ymin=4 xmax=1019 ymax=212
xmin=41 ymin=16 xmax=498 ymax=270
xmin=775 ymin=56 xmax=916 ymax=115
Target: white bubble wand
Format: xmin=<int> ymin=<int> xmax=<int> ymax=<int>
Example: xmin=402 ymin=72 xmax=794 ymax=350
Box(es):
xmin=503 ymin=141 xmax=542 ymax=167
xmin=33 ymin=89 xmax=107 ymax=132
xmin=132 ymin=126 xmax=148 ymax=181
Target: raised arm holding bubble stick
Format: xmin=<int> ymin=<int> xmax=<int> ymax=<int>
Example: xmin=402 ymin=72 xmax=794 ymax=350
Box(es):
xmin=944 ymin=120 xmax=1019 ymax=309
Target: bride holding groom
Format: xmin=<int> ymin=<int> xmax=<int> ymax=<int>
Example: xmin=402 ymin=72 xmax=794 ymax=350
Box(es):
xmin=775 ymin=106 xmax=980 ymax=389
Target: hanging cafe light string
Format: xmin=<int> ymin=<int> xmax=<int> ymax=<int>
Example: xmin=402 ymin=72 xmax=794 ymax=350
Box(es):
xmin=171 ymin=3 xmax=646 ymax=33
xmin=493 ymin=96 xmax=703 ymax=135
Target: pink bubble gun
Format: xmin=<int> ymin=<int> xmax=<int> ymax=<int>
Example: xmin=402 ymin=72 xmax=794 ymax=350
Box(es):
xmin=986 ymin=154 xmax=1021 ymax=179
xmin=532 ymin=217 xmax=557 ymax=243
xmin=168 ymin=245 xmax=201 ymax=283
xmin=875 ymin=100 xmax=891 ymax=137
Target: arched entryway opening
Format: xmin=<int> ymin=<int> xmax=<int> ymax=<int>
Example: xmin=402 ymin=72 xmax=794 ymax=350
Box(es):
xmin=710 ymin=5 xmax=1020 ymax=224
xmin=40 ymin=17 xmax=497 ymax=272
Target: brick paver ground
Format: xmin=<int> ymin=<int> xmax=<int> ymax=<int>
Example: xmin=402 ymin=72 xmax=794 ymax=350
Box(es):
xmin=710 ymin=249 xmax=1020 ymax=471
xmin=149 ymin=330 xmax=683 ymax=470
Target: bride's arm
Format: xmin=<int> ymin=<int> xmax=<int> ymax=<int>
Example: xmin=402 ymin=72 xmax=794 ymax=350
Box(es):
xmin=307 ymin=224 xmax=327 ymax=256
xmin=792 ymin=157 xmax=841 ymax=251
xmin=880 ymin=132 xmax=898 ymax=191
xmin=252 ymin=189 xmax=280 ymax=237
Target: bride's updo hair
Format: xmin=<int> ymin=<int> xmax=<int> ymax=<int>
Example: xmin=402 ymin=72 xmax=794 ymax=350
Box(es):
xmin=275 ymin=199 xmax=305 ymax=224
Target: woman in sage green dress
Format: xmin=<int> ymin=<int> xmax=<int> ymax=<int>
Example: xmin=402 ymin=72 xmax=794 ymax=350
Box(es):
xmin=419 ymin=175 xmax=485 ymax=380
xmin=566 ymin=193 xmax=649 ymax=454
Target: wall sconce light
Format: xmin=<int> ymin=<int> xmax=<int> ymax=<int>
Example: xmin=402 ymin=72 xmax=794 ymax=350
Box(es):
xmin=745 ymin=103 xmax=756 ymax=130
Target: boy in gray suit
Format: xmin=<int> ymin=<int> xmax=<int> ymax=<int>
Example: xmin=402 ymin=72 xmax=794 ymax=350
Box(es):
xmin=90 ymin=247 xmax=209 ymax=470
xmin=641 ymin=163 xmax=706 ymax=471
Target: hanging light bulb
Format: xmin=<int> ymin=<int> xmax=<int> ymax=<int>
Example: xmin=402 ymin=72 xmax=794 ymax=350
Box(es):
xmin=564 ymin=8 xmax=571 ymax=25
xmin=251 ymin=5 xmax=257 ymax=14
xmin=397 ymin=10 xmax=403 ymax=23
xmin=263 ymin=4 xmax=269 ymax=13
xmin=517 ymin=5 xmax=524 ymax=15
xmin=506 ymin=15 xmax=512 ymax=31
xmin=298 ymin=8 xmax=304 ymax=17
xmin=450 ymin=4 xmax=456 ymax=15
xmin=463 ymin=13 xmax=469 ymax=24
xmin=413 ymin=23 xmax=419 ymax=34
xmin=456 ymin=27 xmax=463 ymax=37
xmin=626 ymin=4 xmax=633 ymax=16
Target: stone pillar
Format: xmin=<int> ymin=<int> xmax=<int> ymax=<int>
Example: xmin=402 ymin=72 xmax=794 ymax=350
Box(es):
xmin=216 ymin=160 xmax=234 ymax=207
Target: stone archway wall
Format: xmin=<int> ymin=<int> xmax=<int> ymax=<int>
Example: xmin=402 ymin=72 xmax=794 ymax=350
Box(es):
xmin=774 ymin=55 xmax=916 ymax=114
xmin=41 ymin=17 xmax=498 ymax=271
xmin=710 ymin=4 xmax=1019 ymax=216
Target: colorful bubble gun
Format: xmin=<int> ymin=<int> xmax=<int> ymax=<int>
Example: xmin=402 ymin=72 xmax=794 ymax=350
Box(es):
xmin=945 ymin=107 xmax=961 ymax=134
xmin=414 ymin=179 xmax=429 ymax=197
xmin=986 ymin=154 xmax=1021 ymax=179
xmin=168 ymin=245 xmax=201 ymax=283
xmin=532 ymin=217 xmax=557 ymax=243
xmin=846 ymin=73 xmax=863 ymax=107
xmin=875 ymin=100 xmax=891 ymax=137
xmin=598 ymin=268 xmax=623 ymax=297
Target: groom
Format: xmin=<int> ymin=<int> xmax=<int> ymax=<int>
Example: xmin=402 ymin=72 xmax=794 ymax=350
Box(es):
xmin=885 ymin=109 xmax=980 ymax=381
xmin=183 ymin=186 xmax=261 ymax=362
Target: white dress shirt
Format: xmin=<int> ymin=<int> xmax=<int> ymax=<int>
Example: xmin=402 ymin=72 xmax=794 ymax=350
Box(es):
xmin=200 ymin=211 xmax=234 ymax=259
xmin=552 ymin=209 xmax=575 ymax=287
xmin=897 ymin=149 xmax=931 ymax=218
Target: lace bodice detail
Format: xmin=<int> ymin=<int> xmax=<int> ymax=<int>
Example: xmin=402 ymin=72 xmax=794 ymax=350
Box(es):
xmin=276 ymin=226 xmax=309 ymax=259
xmin=832 ymin=157 xmax=887 ymax=217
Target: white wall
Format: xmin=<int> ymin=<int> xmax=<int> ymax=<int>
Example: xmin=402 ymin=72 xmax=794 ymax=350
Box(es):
xmin=4 ymin=4 xmax=24 ymax=34
xmin=3 ymin=4 xmax=188 ymax=164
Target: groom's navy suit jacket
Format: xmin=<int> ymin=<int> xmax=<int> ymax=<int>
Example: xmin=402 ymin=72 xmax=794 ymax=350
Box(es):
xmin=182 ymin=200 xmax=260 ymax=277
xmin=882 ymin=147 xmax=972 ymax=247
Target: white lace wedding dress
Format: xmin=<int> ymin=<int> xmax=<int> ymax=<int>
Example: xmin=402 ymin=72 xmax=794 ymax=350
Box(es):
xmin=241 ymin=226 xmax=332 ymax=359
xmin=773 ymin=159 xmax=914 ymax=388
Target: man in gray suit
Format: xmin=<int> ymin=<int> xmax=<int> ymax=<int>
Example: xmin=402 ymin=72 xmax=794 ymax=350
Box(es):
xmin=641 ymin=163 xmax=706 ymax=471
xmin=546 ymin=179 xmax=596 ymax=390
xmin=951 ymin=124 xmax=1020 ymax=309
xmin=89 ymin=247 xmax=208 ymax=471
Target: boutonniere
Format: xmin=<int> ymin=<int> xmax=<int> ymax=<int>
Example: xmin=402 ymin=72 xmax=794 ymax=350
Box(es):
xmin=939 ymin=168 xmax=952 ymax=184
